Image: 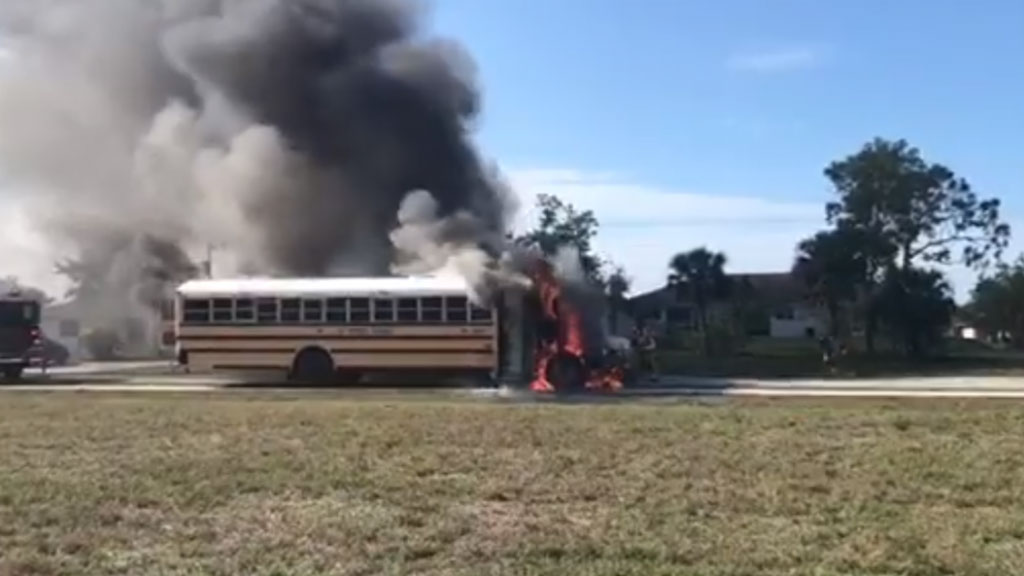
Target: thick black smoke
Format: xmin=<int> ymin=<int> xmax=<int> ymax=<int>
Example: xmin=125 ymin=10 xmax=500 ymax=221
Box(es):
xmin=160 ymin=0 xmax=515 ymax=275
xmin=0 ymin=0 xmax=516 ymax=301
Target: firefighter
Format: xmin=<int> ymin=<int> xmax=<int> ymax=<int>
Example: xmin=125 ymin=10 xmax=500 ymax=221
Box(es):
xmin=632 ymin=323 xmax=659 ymax=382
xmin=819 ymin=335 xmax=836 ymax=375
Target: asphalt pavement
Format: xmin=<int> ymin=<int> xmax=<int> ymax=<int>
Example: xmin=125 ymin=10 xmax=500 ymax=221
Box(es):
xmin=4 ymin=361 xmax=1024 ymax=399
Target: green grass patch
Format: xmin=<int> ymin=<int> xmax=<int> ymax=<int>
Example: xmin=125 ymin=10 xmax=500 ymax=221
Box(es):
xmin=3 ymin=394 xmax=1024 ymax=574
xmin=657 ymin=336 xmax=1024 ymax=379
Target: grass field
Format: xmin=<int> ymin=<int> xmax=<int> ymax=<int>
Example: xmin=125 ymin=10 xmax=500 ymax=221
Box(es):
xmin=657 ymin=336 xmax=1024 ymax=379
xmin=3 ymin=394 xmax=1024 ymax=575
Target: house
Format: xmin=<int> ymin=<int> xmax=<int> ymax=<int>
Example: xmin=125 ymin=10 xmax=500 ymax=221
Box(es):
xmin=41 ymin=298 xmax=174 ymax=362
xmin=40 ymin=301 xmax=87 ymax=363
xmin=628 ymin=272 xmax=826 ymax=340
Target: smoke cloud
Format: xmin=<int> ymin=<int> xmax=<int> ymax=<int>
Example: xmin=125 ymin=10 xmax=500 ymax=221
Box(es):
xmin=0 ymin=0 xmax=519 ymax=312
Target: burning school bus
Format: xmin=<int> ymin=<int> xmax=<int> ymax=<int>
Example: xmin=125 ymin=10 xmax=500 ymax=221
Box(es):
xmin=174 ymin=276 xmax=500 ymax=382
xmin=173 ymin=265 xmax=627 ymax=391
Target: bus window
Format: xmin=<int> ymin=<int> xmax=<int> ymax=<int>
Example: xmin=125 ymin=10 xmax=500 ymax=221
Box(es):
xmin=373 ymin=299 xmax=395 ymax=323
xmin=446 ymin=296 xmax=468 ymax=323
xmin=326 ymin=298 xmax=347 ymax=323
xmin=235 ymin=299 xmax=256 ymax=322
xmin=183 ymin=299 xmax=211 ymax=323
xmin=302 ymin=299 xmax=324 ymax=323
xmin=397 ymin=298 xmax=419 ymax=322
xmin=470 ymin=303 xmax=492 ymax=323
xmin=421 ymin=297 xmax=442 ymax=322
xmin=212 ymin=299 xmax=233 ymax=322
xmin=257 ymin=299 xmax=278 ymax=323
xmin=281 ymin=299 xmax=301 ymax=323
xmin=350 ymin=298 xmax=370 ymax=323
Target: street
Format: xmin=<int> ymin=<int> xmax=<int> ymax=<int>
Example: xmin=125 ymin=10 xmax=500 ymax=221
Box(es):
xmin=4 ymin=361 xmax=1024 ymax=399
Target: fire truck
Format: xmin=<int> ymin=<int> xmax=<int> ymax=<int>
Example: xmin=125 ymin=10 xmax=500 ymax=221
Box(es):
xmin=0 ymin=290 xmax=42 ymax=381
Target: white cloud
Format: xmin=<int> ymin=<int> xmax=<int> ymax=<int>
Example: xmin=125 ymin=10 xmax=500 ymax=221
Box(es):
xmin=507 ymin=168 xmax=825 ymax=295
xmin=506 ymin=168 xmax=1022 ymax=301
xmin=726 ymin=46 xmax=825 ymax=73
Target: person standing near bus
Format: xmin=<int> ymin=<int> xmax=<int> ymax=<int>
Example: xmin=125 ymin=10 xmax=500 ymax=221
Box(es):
xmin=632 ymin=324 xmax=659 ymax=382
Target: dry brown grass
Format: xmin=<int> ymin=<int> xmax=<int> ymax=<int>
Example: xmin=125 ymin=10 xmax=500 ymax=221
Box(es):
xmin=2 ymin=393 xmax=1024 ymax=575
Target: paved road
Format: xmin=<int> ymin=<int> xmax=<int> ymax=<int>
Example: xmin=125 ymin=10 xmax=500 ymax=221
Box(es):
xmin=5 ymin=365 xmax=1024 ymax=399
xmin=28 ymin=360 xmax=176 ymax=376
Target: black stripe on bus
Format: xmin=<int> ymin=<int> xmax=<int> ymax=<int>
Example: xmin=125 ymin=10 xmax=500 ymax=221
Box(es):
xmin=212 ymin=365 xmax=492 ymax=372
xmin=178 ymin=334 xmax=494 ymax=342
xmin=211 ymin=365 xmax=282 ymax=372
xmin=184 ymin=348 xmax=494 ymax=354
xmin=179 ymin=321 xmax=494 ymax=328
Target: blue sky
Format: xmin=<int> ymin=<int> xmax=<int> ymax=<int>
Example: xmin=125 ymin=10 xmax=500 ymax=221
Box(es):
xmin=432 ymin=0 xmax=1024 ymax=298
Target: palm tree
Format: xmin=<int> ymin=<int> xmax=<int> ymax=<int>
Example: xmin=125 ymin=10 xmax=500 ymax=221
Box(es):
xmin=667 ymin=248 xmax=730 ymax=355
xmin=792 ymin=227 xmax=866 ymax=338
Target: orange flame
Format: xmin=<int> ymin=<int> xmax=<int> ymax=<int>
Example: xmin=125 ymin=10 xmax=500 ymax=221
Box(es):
xmin=528 ymin=261 xmax=623 ymax=393
xmin=530 ymin=342 xmax=557 ymax=392
xmin=562 ymin=308 xmax=584 ymax=358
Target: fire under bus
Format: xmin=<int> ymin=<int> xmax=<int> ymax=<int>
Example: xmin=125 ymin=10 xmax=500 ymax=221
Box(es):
xmin=0 ymin=292 xmax=42 ymax=381
xmin=528 ymin=260 xmax=625 ymax=393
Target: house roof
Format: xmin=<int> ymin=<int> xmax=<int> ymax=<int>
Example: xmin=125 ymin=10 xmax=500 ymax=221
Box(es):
xmin=629 ymin=271 xmax=807 ymax=309
xmin=732 ymin=272 xmax=806 ymax=305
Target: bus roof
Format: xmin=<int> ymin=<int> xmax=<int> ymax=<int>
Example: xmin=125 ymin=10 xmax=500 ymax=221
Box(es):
xmin=176 ymin=276 xmax=474 ymax=298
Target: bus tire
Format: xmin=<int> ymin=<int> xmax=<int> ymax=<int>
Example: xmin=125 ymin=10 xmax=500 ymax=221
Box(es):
xmin=2 ymin=366 xmax=24 ymax=382
xmin=290 ymin=348 xmax=335 ymax=385
xmin=546 ymin=352 xmax=586 ymax=393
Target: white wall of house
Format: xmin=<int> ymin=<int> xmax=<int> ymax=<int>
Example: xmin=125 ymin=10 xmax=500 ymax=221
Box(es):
xmin=769 ymin=303 xmax=825 ymax=339
xmin=40 ymin=302 xmax=85 ymax=364
xmin=41 ymin=300 xmax=169 ymax=362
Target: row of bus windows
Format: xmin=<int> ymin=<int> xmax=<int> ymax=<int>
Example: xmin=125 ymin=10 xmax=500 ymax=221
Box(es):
xmin=181 ymin=296 xmax=493 ymax=325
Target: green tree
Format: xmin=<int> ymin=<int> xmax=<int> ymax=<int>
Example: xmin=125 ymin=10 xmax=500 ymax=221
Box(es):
xmin=53 ymin=257 xmax=102 ymax=302
xmin=55 ymin=235 xmax=198 ymax=306
xmin=730 ymin=275 xmax=766 ymax=338
xmin=825 ymin=138 xmax=1009 ymax=270
xmin=667 ymin=248 xmax=731 ymax=356
xmin=792 ymin=226 xmax=867 ymax=338
xmin=967 ymin=258 xmax=1024 ymax=348
xmin=875 ymin=266 xmax=956 ymax=357
xmin=516 ymin=194 xmax=604 ymax=284
xmin=823 ymin=138 xmax=1009 ymax=353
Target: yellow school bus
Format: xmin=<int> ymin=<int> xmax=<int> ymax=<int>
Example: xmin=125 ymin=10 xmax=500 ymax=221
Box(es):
xmin=174 ymin=276 xmax=498 ymax=382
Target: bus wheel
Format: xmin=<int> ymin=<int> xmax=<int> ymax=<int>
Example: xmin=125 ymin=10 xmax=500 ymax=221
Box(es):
xmin=545 ymin=352 xmax=586 ymax=393
xmin=2 ymin=366 xmax=24 ymax=382
xmin=291 ymin=348 xmax=335 ymax=385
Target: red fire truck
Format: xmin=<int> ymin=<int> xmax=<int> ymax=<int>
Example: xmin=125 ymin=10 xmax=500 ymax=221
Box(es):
xmin=0 ymin=291 xmax=41 ymax=381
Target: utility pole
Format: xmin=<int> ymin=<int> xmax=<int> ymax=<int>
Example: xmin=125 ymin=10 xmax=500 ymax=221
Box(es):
xmin=204 ymin=243 xmax=214 ymax=278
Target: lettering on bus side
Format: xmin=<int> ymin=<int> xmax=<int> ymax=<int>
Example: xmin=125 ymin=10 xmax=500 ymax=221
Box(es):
xmin=341 ymin=327 xmax=395 ymax=336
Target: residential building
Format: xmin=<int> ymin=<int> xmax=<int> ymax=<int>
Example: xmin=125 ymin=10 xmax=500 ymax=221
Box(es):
xmin=41 ymin=298 xmax=174 ymax=363
xmin=629 ymin=272 xmax=826 ymax=340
